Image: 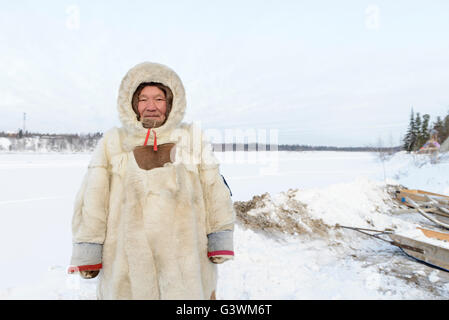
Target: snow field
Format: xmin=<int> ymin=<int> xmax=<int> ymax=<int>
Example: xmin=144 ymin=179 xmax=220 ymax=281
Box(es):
xmin=0 ymin=151 xmax=448 ymax=299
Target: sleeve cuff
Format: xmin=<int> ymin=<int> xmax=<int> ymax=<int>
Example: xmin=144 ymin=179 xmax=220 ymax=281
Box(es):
xmin=67 ymin=263 xmax=102 ymax=274
xmin=69 ymin=242 xmax=103 ymax=273
xmin=207 ymin=230 xmax=234 ymax=260
xmin=207 ymin=250 xmax=234 ymax=257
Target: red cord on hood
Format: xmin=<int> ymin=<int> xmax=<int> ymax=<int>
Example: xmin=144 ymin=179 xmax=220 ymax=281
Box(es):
xmin=153 ymin=130 xmax=157 ymax=151
xmin=143 ymin=129 xmax=157 ymax=151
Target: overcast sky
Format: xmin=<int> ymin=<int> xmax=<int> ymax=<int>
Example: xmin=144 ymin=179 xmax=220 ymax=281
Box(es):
xmin=1 ymin=0 xmax=448 ymax=146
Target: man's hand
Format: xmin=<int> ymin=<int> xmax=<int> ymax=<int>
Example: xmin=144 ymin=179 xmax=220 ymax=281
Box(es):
xmin=79 ymin=270 xmax=100 ymax=279
xmin=209 ymin=255 xmax=232 ymax=264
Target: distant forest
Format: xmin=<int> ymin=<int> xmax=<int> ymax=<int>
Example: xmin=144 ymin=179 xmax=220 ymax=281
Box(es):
xmin=0 ymin=131 xmax=103 ymax=152
xmin=212 ymin=143 xmax=401 ymax=153
xmin=0 ymin=130 xmax=400 ymax=153
xmin=402 ymin=108 xmax=449 ymax=152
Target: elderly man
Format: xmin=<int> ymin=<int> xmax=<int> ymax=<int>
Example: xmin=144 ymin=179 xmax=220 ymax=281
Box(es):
xmin=68 ymin=62 xmax=235 ymax=300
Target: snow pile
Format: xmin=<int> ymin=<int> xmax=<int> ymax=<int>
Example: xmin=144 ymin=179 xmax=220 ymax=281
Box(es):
xmin=234 ymin=190 xmax=316 ymax=236
xmin=229 ymin=177 xmax=449 ymax=299
xmin=234 ymin=178 xmax=410 ymax=240
xmin=234 ymin=174 xmax=449 ymax=255
xmin=293 ymin=178 xmax=396 ymax=230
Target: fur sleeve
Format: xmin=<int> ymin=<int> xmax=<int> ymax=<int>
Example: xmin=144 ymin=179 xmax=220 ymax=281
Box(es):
xmin=199 ymin=140 xmax=235 ymax=235
xmin=71 ymin=136 xmax=110 ymax=244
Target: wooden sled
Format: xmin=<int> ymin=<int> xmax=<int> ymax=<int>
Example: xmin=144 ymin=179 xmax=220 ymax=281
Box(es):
xmin=339 ymin=225 xmax=449 ymax=272
xmin=396 ymin=189 xmax=449 ymax=205
xmin=388 ymin=227 xmax=449 ymax=272
xmin=395 ymin=189 xmax=449 ymax=229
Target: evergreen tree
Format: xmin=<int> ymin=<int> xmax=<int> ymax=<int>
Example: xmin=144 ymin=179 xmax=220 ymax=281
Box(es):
xmin=403 ymin=108 xmax=449 ymax=150
xmin=414 ymin=112 xmax=422 ymax=150
xmin=432 ymin=116 xmax=444 ymax=143
xmin=403 ymin=108 xmax=416 ymax=151
xmin=442 ymin=111 xmax=449 ymax=143
xmin=421 ymin=113 xmax=430 ymax=145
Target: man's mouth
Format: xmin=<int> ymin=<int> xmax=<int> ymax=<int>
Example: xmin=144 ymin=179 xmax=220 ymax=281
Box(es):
xmin=141 ymin=114 xmax=166 ymax=128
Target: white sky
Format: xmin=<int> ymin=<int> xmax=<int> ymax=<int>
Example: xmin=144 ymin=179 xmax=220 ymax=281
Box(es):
xmin=1 ymin=0 xmax=448 ymax=146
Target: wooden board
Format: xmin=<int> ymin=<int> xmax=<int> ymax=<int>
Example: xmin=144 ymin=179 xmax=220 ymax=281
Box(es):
xmin=432 ymin=213 xmax=449 ymax=224
xmin=389 ymin=233 xmax=449 ymax=271
xmin=400 ymin=189 xmax=449 ymax=199
xmin=397 ymin=189 xmax=449 ymax=204
xmin=418 ymin=227 xmax=449 ymax=242
xmin=392 ymin=208 xmax=439 ymax=214
xmin=431 ymin=209 xmax=449 ymax=219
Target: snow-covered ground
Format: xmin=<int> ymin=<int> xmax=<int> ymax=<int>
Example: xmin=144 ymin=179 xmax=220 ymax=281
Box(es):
xmin=0 ymin=150 xmax=448 ymax=299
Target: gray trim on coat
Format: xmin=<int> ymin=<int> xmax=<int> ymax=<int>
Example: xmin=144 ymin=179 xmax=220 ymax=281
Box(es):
xmin=207 ymin=230 xmax=233 ymax=253
xmin=70 ymin=242 xmax=103 ymax=266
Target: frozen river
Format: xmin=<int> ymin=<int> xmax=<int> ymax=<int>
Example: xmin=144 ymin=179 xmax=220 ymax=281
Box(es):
xmin=0 ymin=151 xmax=447 ymax=299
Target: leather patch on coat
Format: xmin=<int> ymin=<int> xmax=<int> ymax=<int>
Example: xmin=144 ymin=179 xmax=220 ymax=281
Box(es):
xmin=133 ymin=143 xmax=176 ymax=170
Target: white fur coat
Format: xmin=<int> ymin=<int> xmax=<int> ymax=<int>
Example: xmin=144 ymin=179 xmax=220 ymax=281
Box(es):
xmin=71 ymin=62 xmax=235 ymax=299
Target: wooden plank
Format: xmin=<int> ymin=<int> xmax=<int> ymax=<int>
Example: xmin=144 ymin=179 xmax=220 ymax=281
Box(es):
xmin=418 ymin=227 xmax=449 ymax=242
xmin=397 ymin=189 xmax=449 ymax=203
xmin=394 ymin=202 xmax=449 ymax=219
xmin=392 ymin=208 xmax=439 ymax=214
xmin=389 ymin=233 xmax=449 ymax=270
xmin=397 ymin=196 xmax=449 ymax=212
xmin=396 ymin=192 xmax=426 ymax=204
xmin=407 ymin=197 xmax=449 ymax=229
xmin=397 ymin=192 xmax=434 ymax=204
xmin=402 ymin=189 xmax=449 ymax=199
xmin=418 ymin=211 xmax=449 ymax=225
xmin=423 ymin=194 xmax=449 ymax=210
xmin=432 ymin=210 xmax=449 ymax=220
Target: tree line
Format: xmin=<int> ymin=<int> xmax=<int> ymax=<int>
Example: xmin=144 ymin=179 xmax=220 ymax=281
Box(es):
xmin=0 ymin=131 xmax=400 ymax=153
xmin=0 ymin=131 xmax=103 ymax=152
xmin=402 ymin=109 xmax=449 ymax=152
xmin=5 ymin=118 xmax=449 ymax=154
xmin=211 ymin=143 xmax=400 ymax=152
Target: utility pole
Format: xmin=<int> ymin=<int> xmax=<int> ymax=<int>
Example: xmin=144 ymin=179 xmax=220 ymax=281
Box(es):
xmin=23 ymin=112 xmax=26 ymax=133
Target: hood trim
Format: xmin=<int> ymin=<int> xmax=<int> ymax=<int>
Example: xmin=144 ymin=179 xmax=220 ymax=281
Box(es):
xmin=117 ymin=62 xmax=186 ymax=148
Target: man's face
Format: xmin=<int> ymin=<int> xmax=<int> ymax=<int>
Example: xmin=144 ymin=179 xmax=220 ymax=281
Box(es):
xmin=137 ymin=86 xmax=167 ymax=128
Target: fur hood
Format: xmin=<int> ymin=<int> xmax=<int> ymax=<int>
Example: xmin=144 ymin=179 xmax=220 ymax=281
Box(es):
xmin=117 ymin=62 xmax=187 ymax=151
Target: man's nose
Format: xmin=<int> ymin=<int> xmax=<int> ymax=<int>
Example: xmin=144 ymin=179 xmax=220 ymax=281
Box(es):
xmin=145 ymin=100 xmax=158 ymax=111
